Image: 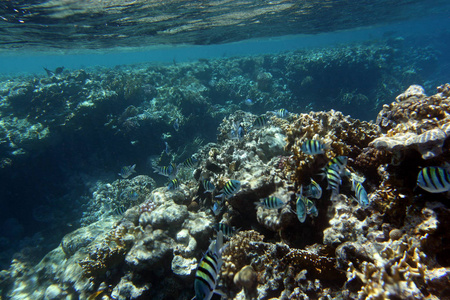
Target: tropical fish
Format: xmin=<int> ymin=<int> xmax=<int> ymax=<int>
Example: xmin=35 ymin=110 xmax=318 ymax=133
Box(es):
xmin=167 ymin=178 xmax=180 ymax=190
xmin=296 ymin=187 xmax=318 ymax=223
xmin=324 ymin=156 xmax=348 ymax=174
xmin=325 ymin=163 xmax=341 ymax=201
xmin=296 ymin=193 xmax=307 ymax=223
xmin=118 ymin=164 xmax=136 ymax=179
xmin=211 ymin=200 xmax=223 ymax=216
xmin=301 ymin=140 xmax=329 ymax=155
xmin=173 ymin=118 xmax=180 ymax=131
xmin=230 ymin=123 xmax=245 ymax=140
xmin=255 ymin=196 xmax=286 ymax=209
xmin=237 ymin=124 xmax=245 ymax=140
xmin=122 ymin=190 xmax=139 ymax=201
xmin=304 ymin=179 xmax=322 ymax=199
xmin=416 ymin=166 xmax=450 ymax=193
xmin=113 ymin=205 xmax=127 ymax=216
xmin=202 ymin=179 xmax=216 ymax=193
xmin=244 ymin=98 xmax=254 ymax=106
xmin=216 ymin=180 xmax=241 ymax=199
xmin=164 ymin=141 xmax=171 ymax=155
xmin=276 ymin=108 xmax=289 ymax=118
xmin=153 ymin=163 xmax=177 ymax=179
xmin=213 ymin=223 xmax=237 ymax=238
xmin=351 ymin=180 xmax=370 ymax=208
xmin=304 ymin=197 xmax=318 ymax=217
xmin=181 ymin=156 xmax=199 ymax=168
xmin=252 ymin=115 xmax=267 ymax=128
xmin=194 ymin=231 xmax=225 ymax=300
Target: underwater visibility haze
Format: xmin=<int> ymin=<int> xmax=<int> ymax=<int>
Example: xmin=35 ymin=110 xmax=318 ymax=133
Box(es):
xmin=0 ymin=1 xmax=450 ymax=299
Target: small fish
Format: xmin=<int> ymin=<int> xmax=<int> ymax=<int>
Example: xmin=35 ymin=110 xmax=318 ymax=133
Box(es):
xmin=351 ymin=180 xmax=370 ymax=208
xmin=194 ymin=231 xmax=225 ymax=300
xmin=252 ymin=115 xmax=267 ymax=128
xmin=301 ymin=140 xmax=329 ymax=155
xmin=416 ymin=166 xmax=450 ymax=193
xmin=296 ymin=193 xmax=307 ymax=223
xmin=216 ymin=180 xmax=241 ymax=199
xmin=276 ymin=108 xmax=289 ymax=118
xmin=325 ymin=164 xmax=341 ymax=201
xmin=237 ymin=124 xmax=245 ymax=140
xmin=121 ymin=190 xmax=139 ymax=201
xmin=153 ymin=163 xmax=176 ymax=178
xmin=304 ymin=197 xmax=318 ymax=217
xmin=167 ymin=178 xmax=180 ymax=190
xmin=202 ymin=179 xmax=216 ymax=193
xmin=304 ymin=179 xmax=322 ymax=199
xmin=244 ymin=98 xmax=254 ymax=106
xmin=118 ymin=164 xmax=136 ymax=179
xmin=255 ymin=196 xmax=286 ymax=209
xmin=173 ymin=118 xmax=180 ymax=131
xmin=164 ymin=141 xmax=171 ymax=155
xmin=324 ymin=156 xmax=348 ymax=174
xmin=113 ymin=205 xmax=127 ymax=216
xmin=211 ymin=200 xmax=223 ymax=216
xmin=181 ymin=156 xmax=199 ymax=168
xmin=213 ymin=223 xmax=236 ymax=238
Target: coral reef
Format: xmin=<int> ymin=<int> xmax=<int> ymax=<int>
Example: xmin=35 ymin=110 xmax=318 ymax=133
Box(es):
xmin=0 ymin=38 xmax=449 ymax=300
xmin=371 ymin=84 xmax=450 ymax=160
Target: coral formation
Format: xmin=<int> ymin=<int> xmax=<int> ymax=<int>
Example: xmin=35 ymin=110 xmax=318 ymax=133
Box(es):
xmin=0 ymin=38 xmax=449 ymax=300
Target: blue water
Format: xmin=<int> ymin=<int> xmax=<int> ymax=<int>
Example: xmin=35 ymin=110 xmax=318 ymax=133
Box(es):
xmin=1 ymin=15 xmax=449 ymax=76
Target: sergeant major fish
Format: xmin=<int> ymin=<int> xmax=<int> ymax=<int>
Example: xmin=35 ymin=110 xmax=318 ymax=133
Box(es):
xmin=304 ymin=179 xmax=322 ymax=199
xmin=193 ymin=231 xmax=225 ymax=300
xmin=276 ymin=108 xmax=289 ymax=118
xmin=213 ymin=222 xmax=237 ymax=238
xmin=301 ymin=140 xmax=329 ymax=155
xmin=255 ymin=196 xmax=286 ymax=210
xmin=153 ymin=163 xmax=177 ymax=179
xmin=181 ymin=156 xmax=199 ymax=168
xmin=118 ymin=164 xmax=136 ymax=179
xmin=416 ymin=166 xmax=450 ymax=193
xmin=216 ymin=180 xmax=241 ymax=200
xmin=202 ymin=179 xmax=215 ymax=193
xmin=324 ymin=163 xmax=341 ymax=201
xmin=167 ymin=178 xmax=180 ymax=190
xmin=351 ymin=180 xmax=370 ymax=208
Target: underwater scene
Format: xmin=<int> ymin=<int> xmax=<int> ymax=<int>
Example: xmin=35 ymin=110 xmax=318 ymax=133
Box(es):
xmin=1 ymin=1 xmax=450 ymax=299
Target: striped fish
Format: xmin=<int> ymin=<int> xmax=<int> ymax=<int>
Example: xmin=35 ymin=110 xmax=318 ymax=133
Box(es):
xmin=194 ymin=231 xmax=225 ymax=300
xmin=300 ymin=140 xmax=329 ymax=155
xmin=305 ymin=197 xmax=318 ymax=217
xmin=216 ymin=180 xmax=241 ymax=199
xmin=213 ymin=223 xmax=236 ymax=238
xmin=167 ymin=178 xmax=180 ymax=190
xmin=252 ymin=115 xmax=267 ymax=128
xmin=324 ymin=156 xmax=348 ymax=174
xmin=351 ymin=180 xmax=369 ymax=208
xmin=296 ymin=193 xmax=307 ymax=223
xmin=153 ymin=163 xmax=177 ymax=179
xmin=118 ymin=164 xmax=136 ymax=179
xmin=276 ymin=108 xmax=289 ymax=118
xmin=202 ymin=179 xmax=216 ymax=193
xmin=417 ymin=166 xmax=450 ymax=193
xmin=255 ymin=196 xmax=285 ymax=209
xmin=181 ymin=156 xmax=199 ymax=168
xmin=113 ymin=205 xmax=127 ymax=216
xmin=304 ymin=179 xmax=322 ymax=199
xmin=325 ymin=163 xmax=341 ymax=201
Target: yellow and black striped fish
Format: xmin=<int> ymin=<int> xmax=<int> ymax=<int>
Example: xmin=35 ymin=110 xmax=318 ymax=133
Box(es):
xmin=417 ymin=166 xmax=450 ymax=193
xmin=252 ymin=115 xmax=267 ymax=128
xmin=301 ymin=139 xmax=329 ymax=155
xmin=167 ymin=178 xmax=180 ymax=190
xmin=255 ymin=196 xmax=285 ymax=209
xmin=181 ymin=156 xmax=199 ymax=168
xmin=194 ymin=231 xmax=224 ymax=300
xmin=216 ymin=180 xmax=241 ymax=199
